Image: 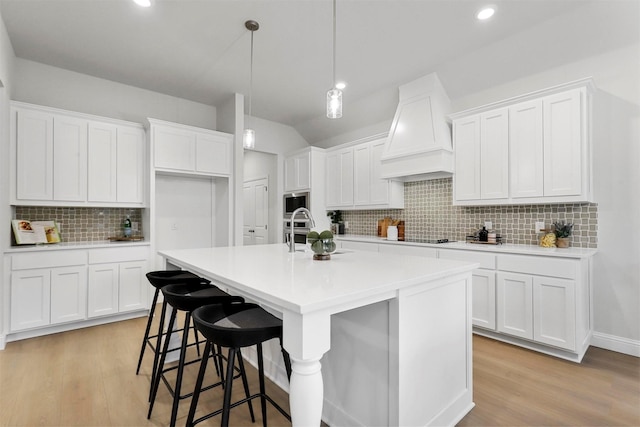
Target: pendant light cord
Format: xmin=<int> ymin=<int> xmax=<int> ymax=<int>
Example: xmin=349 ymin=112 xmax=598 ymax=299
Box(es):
xmin=332 ymin=0 xmax=336 ymax=88
xmin=249 ymin=28 xmax=254 ymax=123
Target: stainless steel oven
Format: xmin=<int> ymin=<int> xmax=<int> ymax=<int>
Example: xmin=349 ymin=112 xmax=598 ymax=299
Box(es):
xmin=283 ymin=220 xmax=310 ymax=245
xmin=283 ymin=192 xmax=310 ymax=218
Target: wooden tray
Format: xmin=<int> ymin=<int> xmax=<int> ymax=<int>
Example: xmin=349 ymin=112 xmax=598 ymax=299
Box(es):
xmin=466 ymin=240 xmax=502 ymax=245
xmin=108 ymin=236 xmax=145 ymax=242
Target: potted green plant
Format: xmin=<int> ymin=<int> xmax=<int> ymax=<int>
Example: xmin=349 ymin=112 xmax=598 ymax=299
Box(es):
xmin=553 ymin=221 xmax=573 ymax=248
xmin=326 ymin=210 xmax=345 ymax=234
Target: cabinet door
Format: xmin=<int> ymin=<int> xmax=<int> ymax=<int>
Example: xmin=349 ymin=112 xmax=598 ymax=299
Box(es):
xmin=353 ymin=144 xmax=371 ymax=205
xmin=369 ymin=139 xmax=389 ymax=205
xmin=325 ymin=151 xmax=340 ymax=207
xmin=50 ymin=266 xmax=87 ymax=324
xmin=10 ymin=269 xmax=51 ymax=331
xmin=533 ymin=276 xmax=576 ymax=351
xmin=497 ymin=272 xmax=533 ymax=339
xmin=87 ymin=264 xmax=119 ymax=318
xmin=196 ymin=133 xmax=231 ymax=175
xmin=338 ymin=148 xmax=354 ymax=206
xmin=543 ymin=89 xmax=583 ymax=197
xmin=453 ymin=116 xmax=481 ymax=201
xmin=118 ymin=261 xmax=147 ymax=313
xmin=509 ymin=99 xmax=543 ymax=198
xmin=15 ymin=109 xmax=54 ymax=200
xmin=471 ymin=270 xmax=496 ymax=330
xmin=88 ymin=122 xmax=118 ymax=202
xmin=154 ymin=126 xmax=196 ymax=171
xmin=285 ymin=151 xmax=311 ymax=191
xmin=116 ymin=126 xmax=145 ymax=203
xmin=480 ymin=109 xmax=509 ymax=200
xmin=53 ymin=115 xmax=87 ymax=201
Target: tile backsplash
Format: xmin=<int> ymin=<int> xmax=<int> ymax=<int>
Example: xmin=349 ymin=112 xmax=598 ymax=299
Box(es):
xmin=340 ymin=178 xmax=597 ymax=248
xmin=13 ymin=207 xmax=144 ymax=243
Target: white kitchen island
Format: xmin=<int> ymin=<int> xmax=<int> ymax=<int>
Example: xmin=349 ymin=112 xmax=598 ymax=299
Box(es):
xmin=159 ymin=244 xmax=478 ymax=427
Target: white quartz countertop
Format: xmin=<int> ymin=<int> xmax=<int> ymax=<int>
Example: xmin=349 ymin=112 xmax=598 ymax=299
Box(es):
xmin=4 ymin=240 xmax=150 ymax=253
xmin=336 ymin=235 xmax=597 ymax=259
xmin=159 ymin=244 xmax=478 ymax=315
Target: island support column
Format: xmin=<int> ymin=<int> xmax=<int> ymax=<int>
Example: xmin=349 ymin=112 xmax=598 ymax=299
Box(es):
xmin=282 ymin=310 xmax=331 ymax=426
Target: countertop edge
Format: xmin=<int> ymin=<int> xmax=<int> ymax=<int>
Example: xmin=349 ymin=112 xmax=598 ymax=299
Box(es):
xmin=4 ymin=240 xmax=150 ymax=253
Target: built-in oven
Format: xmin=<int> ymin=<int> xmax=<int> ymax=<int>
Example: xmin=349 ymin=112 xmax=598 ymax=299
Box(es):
xmin=283 ymin=192 xmax=310 ymax=218
xmin=283 ymin=220 xmax=310 ymax=245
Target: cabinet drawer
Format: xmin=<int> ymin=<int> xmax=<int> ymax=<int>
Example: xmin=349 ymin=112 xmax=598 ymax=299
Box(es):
xmin=11 ymin=250 xmax=87 ymax=270
xmin=439 ymin=249 xmax=496 ymax=269
xmin=89 ymin=246 xmax=148 ymax=264
xmin=378 ymin=244 xmax=437 ymax=258
xmin=497 ymin=254 xmax=577 ymax=280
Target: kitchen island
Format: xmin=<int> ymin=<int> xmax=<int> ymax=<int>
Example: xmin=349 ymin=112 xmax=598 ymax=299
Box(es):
xmin=159 ymin=244 xmax=478 ymax=426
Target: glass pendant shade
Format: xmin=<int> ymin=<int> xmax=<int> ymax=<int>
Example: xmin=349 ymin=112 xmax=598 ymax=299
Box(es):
xmin=327 ymin=88 xmax=343 ymax=119
xmin=243 ymin=128 xmax=255 ymax=150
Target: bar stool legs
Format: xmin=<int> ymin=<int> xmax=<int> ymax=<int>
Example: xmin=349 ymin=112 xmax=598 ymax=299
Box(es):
xmin=135 ymin=287 xmax=160 ymax=375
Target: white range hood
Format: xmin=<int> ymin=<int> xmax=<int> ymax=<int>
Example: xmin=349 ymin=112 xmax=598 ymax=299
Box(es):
xmin=380 ymin=73 xmax=454 ymax=182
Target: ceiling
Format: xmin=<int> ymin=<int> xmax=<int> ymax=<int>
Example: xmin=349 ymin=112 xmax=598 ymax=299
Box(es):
xmin=1 ymin=0 xmax=638 ymax=144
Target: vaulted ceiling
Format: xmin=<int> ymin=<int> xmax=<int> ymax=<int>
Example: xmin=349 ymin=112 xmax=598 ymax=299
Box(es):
xmin=1 ymin=0 xmax=638 ymax=144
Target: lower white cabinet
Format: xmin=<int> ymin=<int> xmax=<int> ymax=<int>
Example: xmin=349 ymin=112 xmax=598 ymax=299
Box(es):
xmin=88 ymin=248 xmax=148 ymax=318
xmin=497 ymin=272 xmax=534 ymax=340
xmin=470 ymin=270 xmax=496 ymax=330
xmin=7 ymin=246 xmax=148 ymax=336
xmin=532 ymin=276 xmax=576 ymax=350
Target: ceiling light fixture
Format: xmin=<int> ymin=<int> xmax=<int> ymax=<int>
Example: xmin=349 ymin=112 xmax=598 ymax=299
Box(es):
xmin=476 ymin=7 xmax=495 ymax=20
xmin=133 ymin=0 xmax=151 ymax=7
xmin=327 ymin=0 xmax=342 ymax=119
xmin=243 ymin=20 xmax=259 ymax=150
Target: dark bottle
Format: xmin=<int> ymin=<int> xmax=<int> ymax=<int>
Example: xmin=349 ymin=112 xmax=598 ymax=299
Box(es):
xmin=478 ymin=226 xmax=488 ymax=242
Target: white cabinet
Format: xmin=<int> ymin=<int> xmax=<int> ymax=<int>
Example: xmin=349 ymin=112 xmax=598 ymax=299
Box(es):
xmin=9 ymin=251 xmax=87 ymax=332
xmin=533 ymin=276 xmax=576 ymax=350
xmin=451 ymin=79 xmax=593 ymax=205
xmin=496 ymin=272 xmax=534 ymax=340
xmin=339 ymin=240 xmax=378 ymax=252
xmin=378 ymin=243 xmax=437 ymax=258
xmin=284 ymin=150 xmax=311 ymax=192
xmin=87 ymin=122 xmax=146 ymax=204
xmin=11 ymin=102 xmax=146 ymax=207
xmin=327 ymin=137 xmax=404 ymax=210
xmin=151 ymin=119 xmax=232 ymax=176
xmin=88 ymin=247 xmax=149 ymax=318
xmin=326 ymin=147 xmax=354 ymax=208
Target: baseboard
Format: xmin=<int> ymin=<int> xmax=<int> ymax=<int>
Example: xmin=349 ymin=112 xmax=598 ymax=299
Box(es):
xmin=591 ymin=332 xmax=640 ymax=357
xmin=0 ymin=334 xmax=5 ymax=350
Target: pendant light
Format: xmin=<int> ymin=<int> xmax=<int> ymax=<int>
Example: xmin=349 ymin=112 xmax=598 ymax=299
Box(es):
xmin=327 ymin=0 xmax=342 ymax=119
xmin=243 ymin=20 xmax=259 ymax=150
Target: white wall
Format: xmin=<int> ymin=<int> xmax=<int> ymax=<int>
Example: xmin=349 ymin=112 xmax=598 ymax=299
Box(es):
xmin=0 ymin=7 xmax=15 ymax=347
xmin=244 ymin=150 xmax=279 ymax=244
xmin=12 ymin=58 xmax=217 ymax=129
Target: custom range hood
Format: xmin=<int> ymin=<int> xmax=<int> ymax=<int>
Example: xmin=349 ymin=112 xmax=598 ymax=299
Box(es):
xmin=380 ymin=73 xmax=453 ymax=182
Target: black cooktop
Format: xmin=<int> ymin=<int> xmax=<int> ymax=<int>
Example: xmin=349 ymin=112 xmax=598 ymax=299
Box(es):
xmin=404 ymin=238 xmax=453 ymax=244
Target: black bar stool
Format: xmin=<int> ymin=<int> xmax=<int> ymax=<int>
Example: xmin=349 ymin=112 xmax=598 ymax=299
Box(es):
xmin=147 ymin=282 xmax=245 ymax=427
xmin=136 ymin=270 xmax=210 ymax=378
xmin=186 ymin=302 xmax=293 ymax=427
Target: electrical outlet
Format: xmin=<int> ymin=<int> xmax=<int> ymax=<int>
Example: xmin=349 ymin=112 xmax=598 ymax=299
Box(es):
xmin=132 ymin=222 xmax=139 ymax=232
xmin=171 ymin=223 xmax=178 ymax=231
xmin=484 ymin=221 xmax=492 ymax=230
xmin=344 ymin=221 xmax=349 ymax=228
xmin=535 ymin=221 xmax=545 ymax=233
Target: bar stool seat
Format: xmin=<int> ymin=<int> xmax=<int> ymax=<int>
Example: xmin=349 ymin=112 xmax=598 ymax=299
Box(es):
xmin=186 ymin=302 xmax=292 ymax=427
xmin=136 ymin=270 xmax=207 ymax=378
xmin=148 ymin=282 xmax=244 ymax=427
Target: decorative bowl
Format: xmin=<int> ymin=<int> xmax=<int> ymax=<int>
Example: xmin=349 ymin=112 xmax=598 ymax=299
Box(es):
xmin=308 ymin=238 xmax=337 ymax=260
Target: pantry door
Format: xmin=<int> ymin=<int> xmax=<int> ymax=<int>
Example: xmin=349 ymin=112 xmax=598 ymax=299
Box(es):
xmin=243 ymin=177 xmax=269 ymax=245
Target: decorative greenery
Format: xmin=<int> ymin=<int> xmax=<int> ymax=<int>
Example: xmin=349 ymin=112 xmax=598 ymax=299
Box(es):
xmin=326 ymin=210 xmax=343 ymax=224
xmin=553 ymin=221 xmax=574 ymax=238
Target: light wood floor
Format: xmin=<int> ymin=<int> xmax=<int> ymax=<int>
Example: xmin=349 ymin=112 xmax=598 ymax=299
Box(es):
xmin=0 ymin=314 xmax=638 ymax=427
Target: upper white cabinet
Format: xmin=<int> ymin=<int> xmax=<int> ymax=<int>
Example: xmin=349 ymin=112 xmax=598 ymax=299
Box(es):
xmin=326 ymin=136 xmax=404 ymax=210
xmin=151 ymin=118 xmax=232 ymax=177
xmin=451 ymin=79 xmax=594 ymax=206
xmin=284 ymin=149 xmax=311 ymax=192
xmin=10 ymin=102 xmax=146 ymax=207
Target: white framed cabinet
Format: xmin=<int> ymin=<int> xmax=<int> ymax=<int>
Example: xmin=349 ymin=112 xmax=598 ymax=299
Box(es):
xmin=284 ymin=149 xmax=311 ymax=192
xmin=327 ymin=136 xmax=404 ymax=210
xmin=10 ymin=102 xmax=146 ymax=207
xmin=151 ymin=118 xmax=232 ymax=177
xmin=88 ymin=247 xmax=148 ymax=318
xmin=451 ymin=79 xmax=593 ymax=206
xmin=9 ymin=250 xmax=87 ymax=332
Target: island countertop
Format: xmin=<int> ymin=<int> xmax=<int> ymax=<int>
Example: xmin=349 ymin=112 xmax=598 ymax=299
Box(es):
xmin=159 ymin=243 xmax=478 ymax=427
xmin=159 ymin=243 xmax=478 ymax=315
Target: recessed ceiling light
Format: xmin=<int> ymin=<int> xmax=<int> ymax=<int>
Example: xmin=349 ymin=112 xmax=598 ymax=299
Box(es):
xmin=336 ymin=82 xmax=346 ymax=90
xmin=476 ymin=7 xmax=495 ymax=20
xmin=133 ymin=0 xmax=151 ymax=7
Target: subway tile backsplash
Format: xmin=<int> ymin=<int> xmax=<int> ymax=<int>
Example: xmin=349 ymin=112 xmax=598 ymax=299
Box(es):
xmin=14 ymin=207 xmax=144 ymax=243
xmin=340 ymin=178 xmax=597 ymax=248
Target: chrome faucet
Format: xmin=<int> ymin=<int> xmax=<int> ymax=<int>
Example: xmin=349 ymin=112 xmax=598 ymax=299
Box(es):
xmin=289 ymin=207 xmax=315 ymax=252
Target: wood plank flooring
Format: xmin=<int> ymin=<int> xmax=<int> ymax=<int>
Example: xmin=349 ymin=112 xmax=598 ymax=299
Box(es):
xmin=0 ymin=314 xmax=638 ymax=426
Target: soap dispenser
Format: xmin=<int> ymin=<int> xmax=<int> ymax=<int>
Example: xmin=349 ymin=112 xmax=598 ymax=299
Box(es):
xmin=123 ymin=215 xmax=132 ymax=237
xmin=478 ymin=226 xmax=488 ymax=242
